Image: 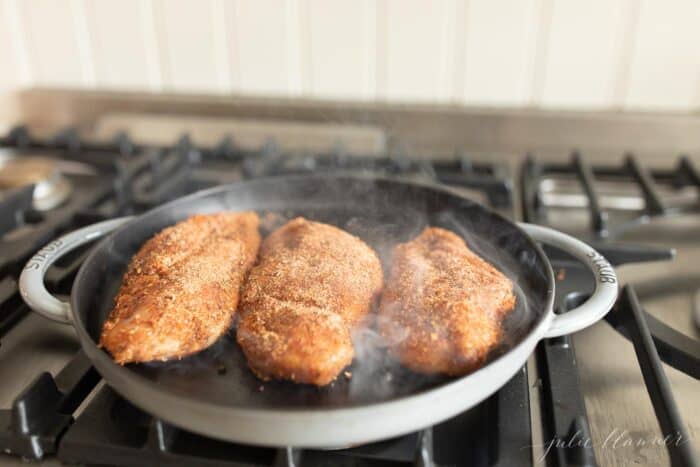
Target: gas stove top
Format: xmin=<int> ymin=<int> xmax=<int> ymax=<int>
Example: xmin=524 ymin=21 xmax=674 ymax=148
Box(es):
xmin=0 ymin=125 xmax=697 ymax=467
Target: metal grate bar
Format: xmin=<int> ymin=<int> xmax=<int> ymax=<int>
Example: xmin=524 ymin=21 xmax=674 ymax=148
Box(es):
xmin=0 ymin=276 xmax=25 ymax=338
xmin=588 ymin=242 xmax=675 ymax=266
xmin=605 ymin=303 xmax=700 ymax=380
xmin=0 ymin=351 xmax=99 ymax=460
xmin=0 ymin=185 xmax=34 ymax=237
xmin=414 ymin=428 xmax=433 ymax=467
xmin=2 ymin=125 xmax=141 ymax=156
xmin=572 ymin=152 xmax=607 ymax=236
xmin=492 ymin=366 xmax=533 ymax=467
xmin=520 ymin=156 xmax=544 ymax=225
xmin=678 ymin=156 xmax=700 ymax=191
xmin=625 ymin=154 xmax=666 ymax=215
xmin=611 ymin=286 xmax=698 ymax=467
xmin=536 ymin=336 xmax=597 ymax=467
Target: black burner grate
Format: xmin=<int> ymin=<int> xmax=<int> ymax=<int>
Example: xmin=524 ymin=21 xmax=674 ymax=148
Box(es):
xmin=522 ymin=152 xmax=700 ymax=239
xmin=522 ymin=153 xmax=699 ymax=467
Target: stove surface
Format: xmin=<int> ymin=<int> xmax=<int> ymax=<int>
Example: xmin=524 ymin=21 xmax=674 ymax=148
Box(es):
xmin=0 ymin=121 xmax=698 ymax=467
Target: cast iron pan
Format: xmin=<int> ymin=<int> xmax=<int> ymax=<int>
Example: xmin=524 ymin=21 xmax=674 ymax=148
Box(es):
xmin=21 ymin=175 xmax=561 ymax=447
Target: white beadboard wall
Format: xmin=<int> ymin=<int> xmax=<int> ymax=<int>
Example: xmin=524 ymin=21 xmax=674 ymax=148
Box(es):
xmin=2 ymin=0 xmax=700 ymax=111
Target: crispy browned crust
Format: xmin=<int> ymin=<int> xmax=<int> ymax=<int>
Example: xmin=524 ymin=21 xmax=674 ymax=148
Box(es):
xmin=237 ymin=217 xmax=384 ymax=386
xmin=100 ymin=212 xmax=261 ymax=364
xmin=379 ymin=227 xmax=516 ymax=376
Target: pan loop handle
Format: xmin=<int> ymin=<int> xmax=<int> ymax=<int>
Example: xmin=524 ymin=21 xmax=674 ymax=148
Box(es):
xmin=518 ymin=223 xmax=618 ymax=339
xmin=19 ymin=217 xmax=133 ymax=324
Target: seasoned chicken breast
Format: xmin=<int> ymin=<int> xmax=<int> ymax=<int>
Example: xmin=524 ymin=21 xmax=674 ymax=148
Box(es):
xmin=100 ymin=212 xmax=261 ymax=364
xmin=379 ymin=227 xmax=516 ymax=376
xmin=237 ymin=217 xmax=383 ymax=386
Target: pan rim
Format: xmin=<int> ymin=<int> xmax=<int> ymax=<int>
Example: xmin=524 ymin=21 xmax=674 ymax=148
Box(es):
xmin=72 ymin=173 xmax=556 ymax=416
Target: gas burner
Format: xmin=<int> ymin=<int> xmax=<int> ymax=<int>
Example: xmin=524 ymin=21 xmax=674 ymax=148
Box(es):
xmin=0 ymin=154 xmax=80 ymax=211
